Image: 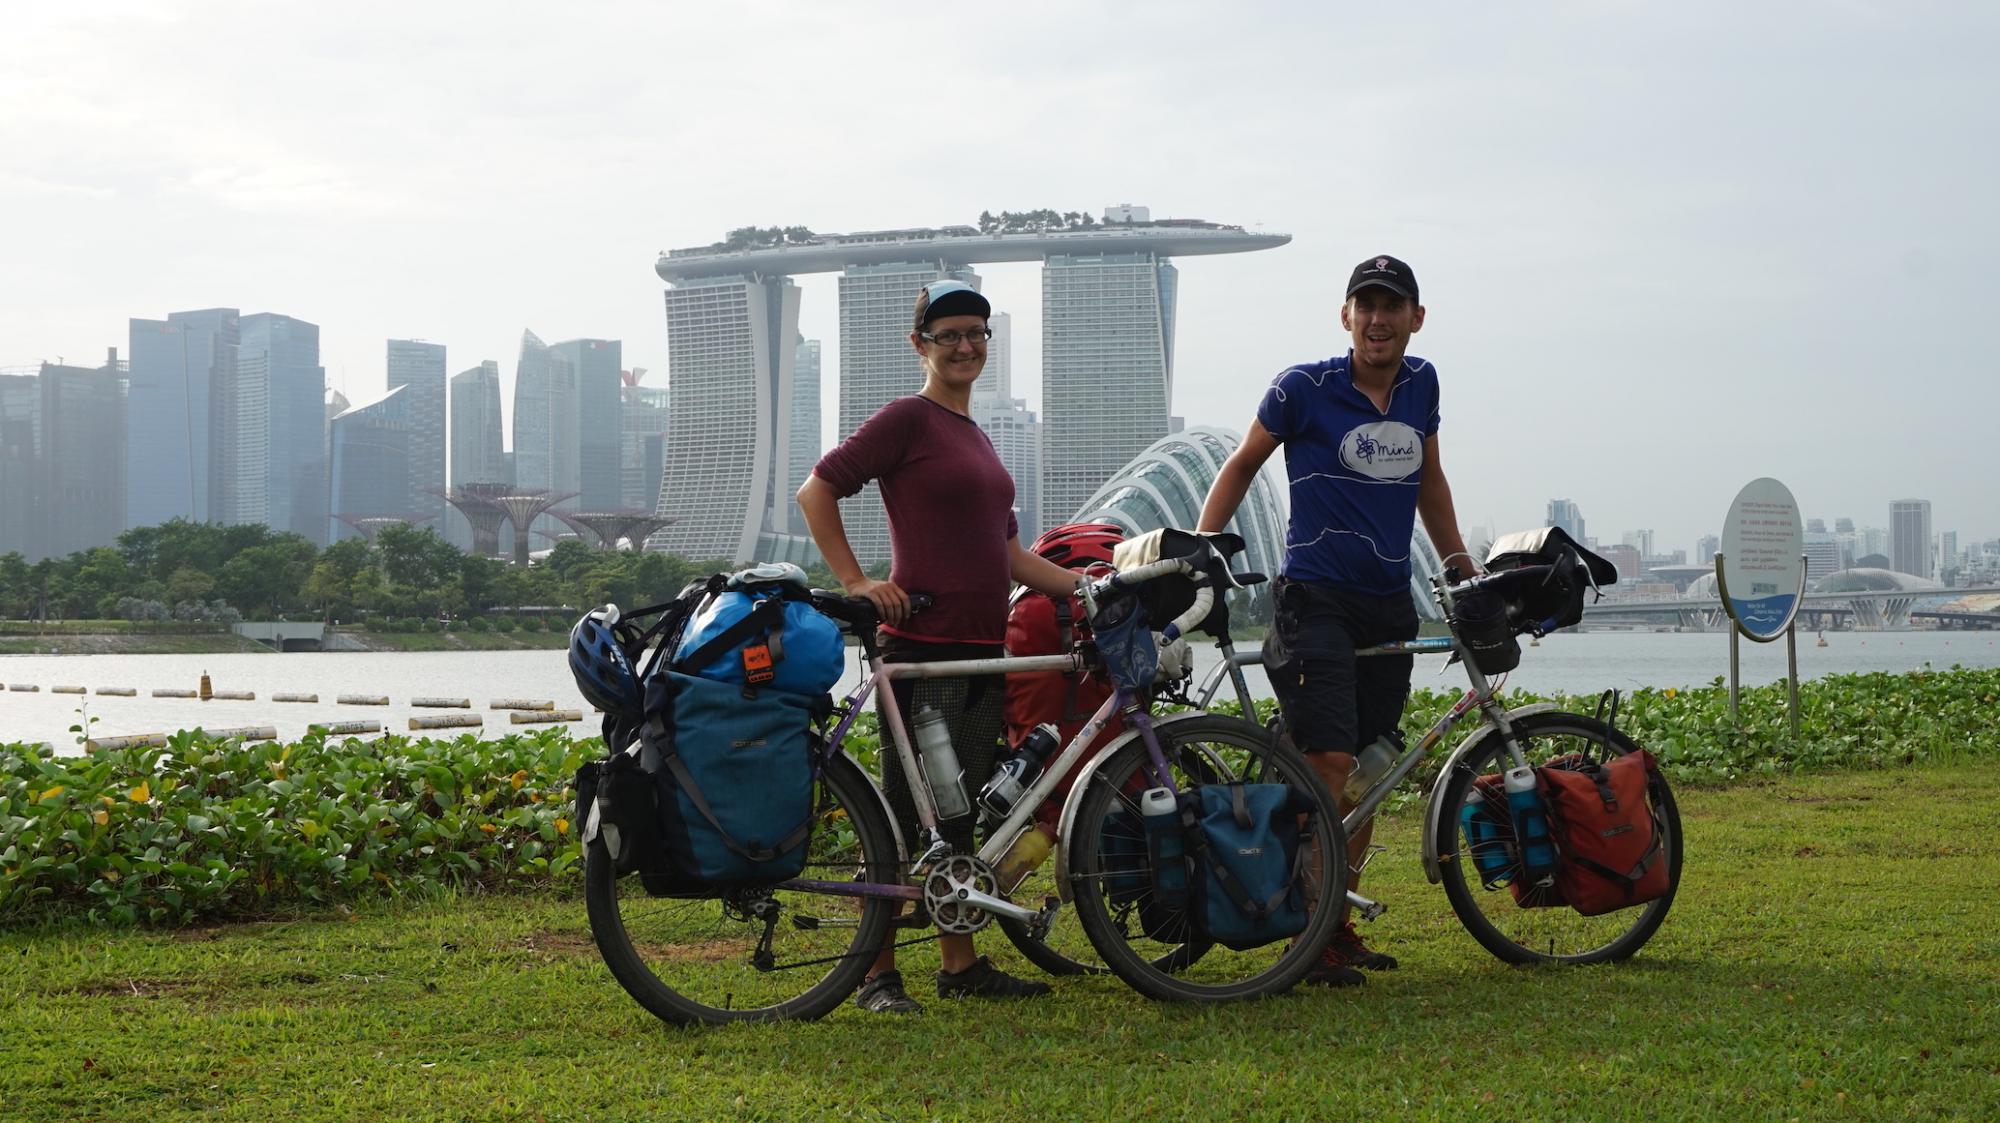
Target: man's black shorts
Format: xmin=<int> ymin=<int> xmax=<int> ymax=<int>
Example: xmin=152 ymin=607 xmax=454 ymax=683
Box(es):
xmin=1262 ymin=577 xmax=1419 ymax=755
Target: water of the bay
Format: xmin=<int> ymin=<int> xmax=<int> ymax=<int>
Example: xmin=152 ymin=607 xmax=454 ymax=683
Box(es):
xmin=4 ymin=630 xmax=1997 ymax=749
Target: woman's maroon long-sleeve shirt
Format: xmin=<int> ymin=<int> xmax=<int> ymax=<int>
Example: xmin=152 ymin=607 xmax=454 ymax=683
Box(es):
xmin=812 ymin=395 xmax=1019 ymax=645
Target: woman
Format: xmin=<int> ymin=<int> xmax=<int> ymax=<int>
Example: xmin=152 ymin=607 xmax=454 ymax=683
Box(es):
xmin=798 ymin=280 xmax=1083 ymax=1014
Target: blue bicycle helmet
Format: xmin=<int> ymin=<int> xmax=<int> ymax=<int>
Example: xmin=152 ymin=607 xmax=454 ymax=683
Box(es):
xmin=568 ymin=604 xmax=644 ymax=718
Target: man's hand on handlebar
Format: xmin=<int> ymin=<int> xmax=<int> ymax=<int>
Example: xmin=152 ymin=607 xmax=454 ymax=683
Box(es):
xmin=845 ymin=577 xmax=911 ymax=626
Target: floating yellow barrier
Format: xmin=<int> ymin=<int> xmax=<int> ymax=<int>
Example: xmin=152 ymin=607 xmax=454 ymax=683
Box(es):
xmin=87 ymin=725 xmax=276 ymax=751
xmin=409 ymin=714 xmax=482 ymax=730
xmin=312 ymin=720 xmax=385 ymax=735
xmin=508 ymin=709 xmax=584 ymax=725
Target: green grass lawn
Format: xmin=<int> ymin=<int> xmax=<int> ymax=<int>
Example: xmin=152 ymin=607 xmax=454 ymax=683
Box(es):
xmin=4 ymin=763 xmax=1995 ymax=1122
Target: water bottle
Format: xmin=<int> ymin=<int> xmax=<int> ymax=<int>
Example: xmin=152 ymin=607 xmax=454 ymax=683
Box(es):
xmin=1503 ymin=766 xmax=1559 ymax=880
xmin=1341 ymin=733 xmax=1402 ymax=804
xmin=912 ymin=707 xmax=971 ymax=821
xmin=1139 ymin=787 xmax=1189 ymax=912
xmin=1458 ymin=788 xmax=1518 ymax=887
xmin=976 ymin=724 xmax=1060 ymax=821
xmin=994 ymin=822 xmax=1056 ymax=891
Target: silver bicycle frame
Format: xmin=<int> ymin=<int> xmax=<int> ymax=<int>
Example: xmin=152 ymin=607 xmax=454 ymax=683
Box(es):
xmin=827 ymin=647 xmax=1177 ymax=926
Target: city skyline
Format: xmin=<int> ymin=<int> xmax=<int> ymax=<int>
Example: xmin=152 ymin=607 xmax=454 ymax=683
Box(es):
xmin=8 ymin=5 xmax=1996 ymax=555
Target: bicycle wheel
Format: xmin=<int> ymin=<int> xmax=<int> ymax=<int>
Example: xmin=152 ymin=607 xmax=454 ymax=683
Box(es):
xmin=584 ymin=752 xmax=899 ymax=1024
xmin=1068 ymin=715 xmax=1347 ymax=1002
xmin=1436 ymin=711 xmax=1682 ymax=965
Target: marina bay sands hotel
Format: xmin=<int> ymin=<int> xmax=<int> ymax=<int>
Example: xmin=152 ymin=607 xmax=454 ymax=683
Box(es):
xmin=650 ymin=209 xmax=1287 ymax=564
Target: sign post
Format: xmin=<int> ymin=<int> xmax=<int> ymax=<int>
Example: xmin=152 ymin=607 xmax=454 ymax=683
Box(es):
xmin=1715 ymin=477 xmax=1807 ymax=738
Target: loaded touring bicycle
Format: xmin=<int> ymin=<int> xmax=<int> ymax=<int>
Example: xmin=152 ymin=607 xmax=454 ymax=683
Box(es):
xmin=569 ymin=535 xmax=1350 ymax=1024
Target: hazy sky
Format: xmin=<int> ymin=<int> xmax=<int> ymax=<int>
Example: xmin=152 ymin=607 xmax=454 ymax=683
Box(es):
xmin=5 ymin=1 xmax=1995 ymax=556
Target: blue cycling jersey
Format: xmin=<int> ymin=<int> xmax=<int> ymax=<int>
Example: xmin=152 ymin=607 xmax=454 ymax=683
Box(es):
xmin=1256 ymin=352 xmax=1441 ymax=595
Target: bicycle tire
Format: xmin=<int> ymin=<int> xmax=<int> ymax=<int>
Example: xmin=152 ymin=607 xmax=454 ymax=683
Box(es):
xmin=1435 ymin=711 xmax=1682 ymax=965
xmin=1067 ymin=715 xmax=1348 ymax=1002
xmin=584 ymin=752 xmax=898 ymax=1024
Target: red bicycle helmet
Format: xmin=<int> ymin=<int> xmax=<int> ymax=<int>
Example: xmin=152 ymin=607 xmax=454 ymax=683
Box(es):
xmin=1029 ymin=522 xmax=1124 ymax=572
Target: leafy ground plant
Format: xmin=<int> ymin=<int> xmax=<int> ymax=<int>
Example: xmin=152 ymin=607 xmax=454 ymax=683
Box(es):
xmin=1 ymin=729 xmax=590 ymax=925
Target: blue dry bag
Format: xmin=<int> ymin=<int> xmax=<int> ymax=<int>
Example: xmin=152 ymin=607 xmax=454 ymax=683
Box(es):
xmin=675 ymin=582 xmax=844 ymax=696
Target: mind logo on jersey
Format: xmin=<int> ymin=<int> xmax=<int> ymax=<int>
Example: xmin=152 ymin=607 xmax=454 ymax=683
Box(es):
xmin=1339 ymin=421 xmax=1424 ymax=481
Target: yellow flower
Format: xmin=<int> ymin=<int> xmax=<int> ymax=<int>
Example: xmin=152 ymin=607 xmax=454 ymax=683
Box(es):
xmin=509 ymin=769 xmax=528 ymax=790
xmin=554 ymin=818 xmax=570 ymax=836
xmin=92 ymin=809 xmax=110 ymax=826
xmin=478 ymin=823 xmax=498 ymax=835
xmin=37 ymin=786 xmax=66 ymax=803
xmin=1663 ymin=688 xmax=1678 ymax=700
xmin=128 ymin=781 xmax=152 ymax=804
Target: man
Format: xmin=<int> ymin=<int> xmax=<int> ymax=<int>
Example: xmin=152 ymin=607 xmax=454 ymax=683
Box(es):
xmin=1196 ymin=254 xmax=1476 ymax=986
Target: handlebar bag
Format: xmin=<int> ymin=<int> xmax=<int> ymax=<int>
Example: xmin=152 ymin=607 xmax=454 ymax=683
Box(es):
xmin=1483 ymin=527 xmax=1620 ymax=634
xmin=1539 ymin=750 xmax=1671 ymax=916
xmin=1111 ymin=527 xmax=1211 ymax=632
xmin=1186 ymin=782 xmax=1313 ymax=951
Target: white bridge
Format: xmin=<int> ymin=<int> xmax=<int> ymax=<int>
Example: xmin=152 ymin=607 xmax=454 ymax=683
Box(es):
xmin=1581 ymin=586 xmax=2000 ymax=631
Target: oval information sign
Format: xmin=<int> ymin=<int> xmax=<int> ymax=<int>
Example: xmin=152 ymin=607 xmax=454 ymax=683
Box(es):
xmin=1719 ymin=477 xmax=1805 ymax=642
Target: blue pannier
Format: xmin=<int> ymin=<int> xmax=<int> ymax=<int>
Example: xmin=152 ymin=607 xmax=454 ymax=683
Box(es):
xmin=1188 ymin=782 xmax=1312 ymax=950
xmin=647 ymin=670 xmax=817 ymax=888
xmin=675 ymin=587 xmax=845 ymax=696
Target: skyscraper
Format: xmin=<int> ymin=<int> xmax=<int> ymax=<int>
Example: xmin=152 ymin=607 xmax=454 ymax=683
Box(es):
xmin=977 ymin=312 xmax=1013 ymax=403
xmin=789 ymin=336 xmax=822 ymax=507
xmin=512 ymin=330 xmax=580 ymax=542
xmin=653 ymin=215 xmax=1286 ymax=564
xmin=234 ymin=313 xmax=326 ymax=542
xmin=653 ymin=275 xmax=801 ymax=561
xmin=972 ymin=395 xmax=1040 ymax=542
xmin=837 ymin=263 xmax=980 ymax=564
xmin=1889 ymin=498 xmax=1932 ymax=578
xmin=38 ymin=357 xmax=126 ymax=559
xmin=0 ymin=374 xmax=42 ymax=558
xmin=1038 ymin=253 xmax=1178 ymax=531
xmin=126 ymin=308 xmax=238 ymax=528
xmin=1547 ymin=499 xmax=1586 ymax=543
xmin=550 ymin=338 xmax=623 ymax=511
xmin=386 ymin=340 xmax=447 ymax=526
xmin=448 ymin=361 xmax=507 ymax=548
xmin=328 ymin=386 xmax=412 ymax=541
xmin=621 ymin=382 xmax=669 ymax=512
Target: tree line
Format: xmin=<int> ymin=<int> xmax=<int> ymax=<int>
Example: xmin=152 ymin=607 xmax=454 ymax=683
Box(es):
xmin=0 ymin=519 xmax=862 ymax=625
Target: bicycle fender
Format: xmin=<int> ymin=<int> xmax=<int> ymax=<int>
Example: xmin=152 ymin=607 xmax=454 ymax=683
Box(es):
xmin=1051 ymin=710 xmax=1222 ymax=904
xmin=831 ymin=748 xmax=905 ymax=872
xmin=1420 ymin=703 xmax=1563 ymax=885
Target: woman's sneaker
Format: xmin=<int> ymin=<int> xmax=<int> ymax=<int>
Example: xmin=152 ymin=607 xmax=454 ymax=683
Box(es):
xmin=854 ymin=970 xmax=923 ymax=1014
xmin=935 ymin=956 xmax=1052 ymax=999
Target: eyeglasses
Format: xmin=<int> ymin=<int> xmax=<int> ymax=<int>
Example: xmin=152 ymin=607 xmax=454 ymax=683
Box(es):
xmin=918 ymin=327 xmax=993 ymax=347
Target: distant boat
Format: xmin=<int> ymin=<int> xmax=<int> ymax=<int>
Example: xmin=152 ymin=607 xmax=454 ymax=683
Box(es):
xmin=1816 ymin=631 xmax=1828 ymax=648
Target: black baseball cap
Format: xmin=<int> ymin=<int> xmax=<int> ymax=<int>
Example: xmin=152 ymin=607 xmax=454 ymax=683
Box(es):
xmin=1346 ymin=255 xmax=1419 ymax=302
xmin=913 ymin=279 xmax=991 ymax=330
